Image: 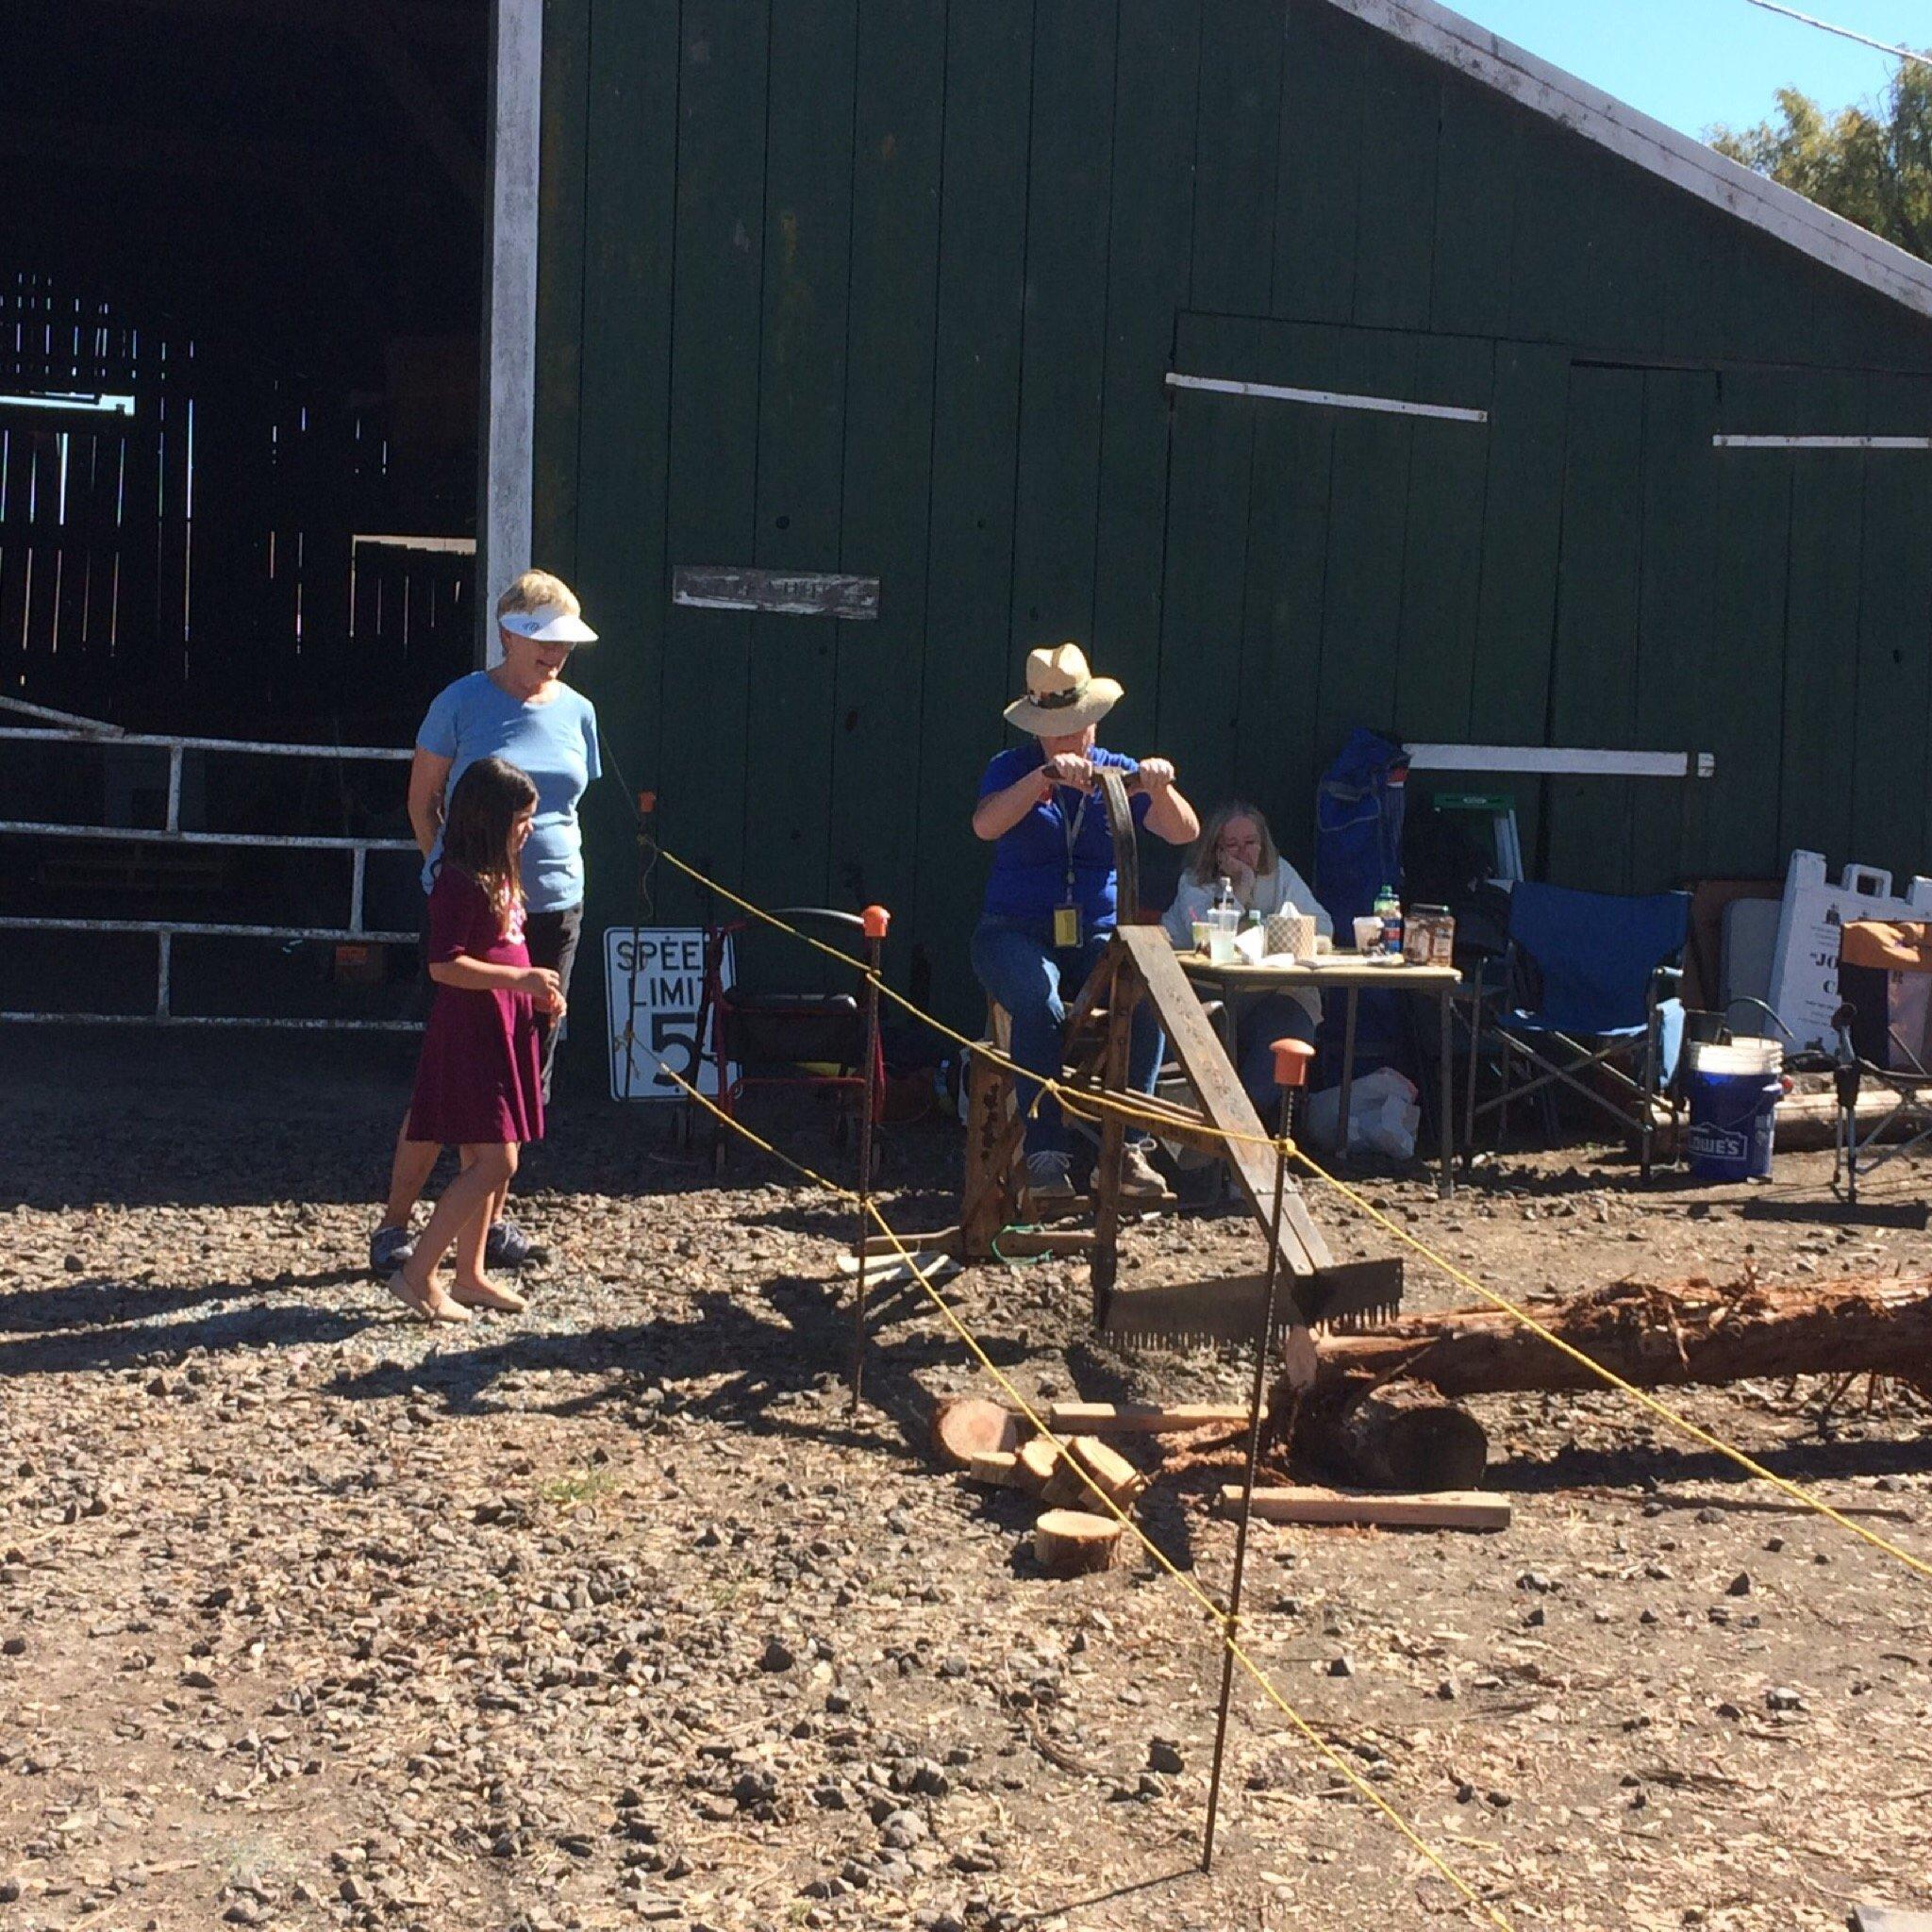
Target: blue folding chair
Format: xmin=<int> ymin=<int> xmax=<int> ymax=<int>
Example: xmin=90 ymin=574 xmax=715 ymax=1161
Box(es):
xmin=1465 ymin=884 xmax=1690 ymax=1178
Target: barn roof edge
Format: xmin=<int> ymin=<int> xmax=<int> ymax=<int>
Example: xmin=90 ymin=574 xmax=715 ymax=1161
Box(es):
xmin=1328 ymin=0 xmax=1932 ymax=326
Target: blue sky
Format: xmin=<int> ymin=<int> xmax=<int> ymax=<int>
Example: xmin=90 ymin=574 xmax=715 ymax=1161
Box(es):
xmin=1449 ymin=1 xmax=1921 ymax=142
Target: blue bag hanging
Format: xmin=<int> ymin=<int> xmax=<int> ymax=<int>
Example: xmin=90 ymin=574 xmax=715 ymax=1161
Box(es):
xmin=1313 ymin=729 xmax=1410 ymax=1078
xmin=1314 ymin=727 xmax=1408 ymax=930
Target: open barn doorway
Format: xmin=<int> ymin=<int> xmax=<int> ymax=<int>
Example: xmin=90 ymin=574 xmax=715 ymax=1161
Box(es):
xmin=0 ymin=0 xmax=495 ymax=1025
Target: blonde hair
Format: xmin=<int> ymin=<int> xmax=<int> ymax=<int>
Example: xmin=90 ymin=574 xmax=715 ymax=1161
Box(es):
xmin=1184 ymin=800 xmax=1280 ymax=886
xmin=496 ymin=569 xmax=580 ymax=621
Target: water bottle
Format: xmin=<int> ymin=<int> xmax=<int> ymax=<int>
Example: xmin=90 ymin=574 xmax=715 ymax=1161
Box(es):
xmin=1208 ymin=876 xmax=1241 ymax=963
xmin=1374 ymin=882 xmax=1403 ymax=957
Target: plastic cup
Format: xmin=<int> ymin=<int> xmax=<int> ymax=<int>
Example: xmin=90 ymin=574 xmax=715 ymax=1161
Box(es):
xmin=1352 ymin=915 xmax=1382 ymax=955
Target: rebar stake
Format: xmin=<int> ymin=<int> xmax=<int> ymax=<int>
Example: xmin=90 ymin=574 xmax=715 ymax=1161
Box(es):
xmin=849 ymin=907 xmax=891 ymax=1412
xmin=1203 ymin=1036 xmax=1312 ymax=1873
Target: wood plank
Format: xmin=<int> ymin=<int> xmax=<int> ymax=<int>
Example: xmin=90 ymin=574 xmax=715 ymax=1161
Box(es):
xmin=1115 ymin=926 xmax=1329 ymax=1277
xmin=1706 ymin=367 xmax=1795 ymax=879
xmin=1631 ymin=368 xmax=1720 ymax=889
xmin=1777 ymin=368 xmax=1868 ymax=869
xmin=1313 ymin=327 xmax=1416 ymax=758
xmin=1219 ymin=1484 xmax=1510 ymax=1530
xmin=1349 ymin=33 xmax=1438 ymax=331
xmin=657 ymin=0 xmax=771 ymax=921
xmin=1392 ymin=335 xmax=1493 ymax=746
xmin=828 ymin=0 xmax=945 ymax=922
xmin=1546 ymin=364 xmax=1644 ymax=892
xmin=1428 ymin=65 xmax=1517 ymax=339
xmin=1189 ymin=0 xmax=1284 ymax=318
xmin=1090 ymin=0 xmax=1199 ymax=747
xmin=1272 ymin=0 xmax=1361 ymax=325
xmin=530 ymin=0 xmax=589 ymax=585
xmin=1050 ymin=1401 xmax=1257 ymax=1434
xmin=908 ymin=0 xmax=1032 ymax=1022
xmin=1159 ymin=312 xmax=1257 ymax=808
xmin=1008 ymin=0 xmax=1114 ymax=651
xmin=742 ymin=0 xmax=857 ymax=916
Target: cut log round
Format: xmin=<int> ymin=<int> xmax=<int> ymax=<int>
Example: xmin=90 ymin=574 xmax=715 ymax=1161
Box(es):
xmin=964 ymin=1449 xmax=1021 ymax=1487
xmin=1033 ymin=1508 xmax=1124 ymax=1575
xmin=930 ymin=1396 xmax=1022 ymax=1470
xmin=1014 ymin=1436 xmax=1063 ymax=1495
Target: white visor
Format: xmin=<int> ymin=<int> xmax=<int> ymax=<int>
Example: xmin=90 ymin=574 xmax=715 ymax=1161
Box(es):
xmin=499 ymin=603 xmax=598 ymax=644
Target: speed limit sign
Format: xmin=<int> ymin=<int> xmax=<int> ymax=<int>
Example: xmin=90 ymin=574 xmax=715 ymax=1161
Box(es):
xmin=605 ymin=926 xmax=736 ymax=1101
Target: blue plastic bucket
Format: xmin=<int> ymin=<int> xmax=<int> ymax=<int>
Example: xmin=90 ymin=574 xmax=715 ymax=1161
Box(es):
xmin=1686 ymin=1062 xmax=1782 ymax=1181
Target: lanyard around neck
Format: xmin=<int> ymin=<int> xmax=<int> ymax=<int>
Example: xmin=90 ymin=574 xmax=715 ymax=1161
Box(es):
xmin=1056 ymin=781 xmax=1091 ymax=894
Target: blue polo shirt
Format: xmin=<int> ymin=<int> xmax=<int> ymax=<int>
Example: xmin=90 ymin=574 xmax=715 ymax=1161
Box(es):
xmin=978 ymin=741 xmax=1149 ymax=929
xmin=417 ymin=673 xmax=601 ymax=913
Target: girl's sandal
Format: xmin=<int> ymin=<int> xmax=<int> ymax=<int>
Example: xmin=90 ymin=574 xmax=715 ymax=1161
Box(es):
xmin=449 ymin=1280 xmax=527 ymax=1314
xmin=386 ymin=1272 xmax=472 ymax=1325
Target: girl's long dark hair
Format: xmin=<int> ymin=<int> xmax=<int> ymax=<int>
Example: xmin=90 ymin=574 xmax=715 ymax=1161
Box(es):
xmin=441 ymin=757 xmax=538 ymax=927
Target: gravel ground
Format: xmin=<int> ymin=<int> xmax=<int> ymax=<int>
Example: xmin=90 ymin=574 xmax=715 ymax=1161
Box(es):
xmin=3 ymin=1029 xmax=1930 ymax=1932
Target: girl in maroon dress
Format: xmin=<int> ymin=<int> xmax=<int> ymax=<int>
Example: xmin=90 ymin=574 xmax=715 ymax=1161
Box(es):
xmin=388 ymin=758 xmax=564 ymax=1324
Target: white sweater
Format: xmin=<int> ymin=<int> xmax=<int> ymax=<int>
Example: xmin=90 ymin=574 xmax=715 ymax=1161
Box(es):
xmin=1162 ymin=863 xmax=1332 ymax=1027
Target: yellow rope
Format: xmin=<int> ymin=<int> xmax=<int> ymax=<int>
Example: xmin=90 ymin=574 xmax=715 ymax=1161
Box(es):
xmin=655 ymin=1064 xmax=1513 ymax=1930
xmin=651 ymin=840 xmax=1932 ymax=1585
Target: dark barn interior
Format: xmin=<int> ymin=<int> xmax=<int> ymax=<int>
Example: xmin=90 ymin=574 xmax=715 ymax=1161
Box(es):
xmin=0 ymin=0 xmax=489 ymax=1020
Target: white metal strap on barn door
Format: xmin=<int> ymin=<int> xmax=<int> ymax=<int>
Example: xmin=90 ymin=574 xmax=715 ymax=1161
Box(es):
xmin=0 ymin=695 xmax=419 ymax=1029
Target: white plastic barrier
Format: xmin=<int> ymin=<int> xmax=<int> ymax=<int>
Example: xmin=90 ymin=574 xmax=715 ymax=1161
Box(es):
xmin=1765 ymin=851 xmax=1932 ymax=1052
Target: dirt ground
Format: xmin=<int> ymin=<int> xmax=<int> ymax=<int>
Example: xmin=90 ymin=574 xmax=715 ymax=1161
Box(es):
xmin=3 ymin=1029 xmax=1930 ymax=1932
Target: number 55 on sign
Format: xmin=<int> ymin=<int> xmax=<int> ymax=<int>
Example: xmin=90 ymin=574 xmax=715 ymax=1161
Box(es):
xmin=605 ymin=927 xmax=736 ymax=1101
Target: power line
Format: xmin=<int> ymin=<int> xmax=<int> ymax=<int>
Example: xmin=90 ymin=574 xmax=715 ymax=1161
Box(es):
xmin=1743 ymin=0 xmax=1932 ymax=71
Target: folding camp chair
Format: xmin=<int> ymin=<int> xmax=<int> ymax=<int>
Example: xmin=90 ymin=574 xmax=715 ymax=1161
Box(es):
xmin=1826 ymin=919 xmax=1932 ymax=1203
xmin=689 ymin=908 xmax=885 ymax=1172
xmin=1466 ymin=883 xmax=1690 ymax=1179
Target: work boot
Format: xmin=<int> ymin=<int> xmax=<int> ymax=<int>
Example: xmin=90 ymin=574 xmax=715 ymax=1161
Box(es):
xmin=1119 ymin=1142 xmax=1168 ymax=1201
xmin=1024 ymin=1150 xmax=1077 ymax=1208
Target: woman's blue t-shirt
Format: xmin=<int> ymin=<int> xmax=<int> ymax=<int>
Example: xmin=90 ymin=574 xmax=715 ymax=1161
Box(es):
xmin=417 ymin=673 xmax=602 ymax=913
xmin=977 ymin=741 xmax=1149 ymax=929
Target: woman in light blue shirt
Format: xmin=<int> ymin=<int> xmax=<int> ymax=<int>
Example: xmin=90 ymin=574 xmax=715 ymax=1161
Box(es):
xmin=369 ymin=571 xmax=601 ymax=1281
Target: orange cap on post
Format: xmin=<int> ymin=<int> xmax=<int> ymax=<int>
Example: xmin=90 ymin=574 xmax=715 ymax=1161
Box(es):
xmin=1271 ymin=1038 xmax=1315 ymax=1090
xmin=862 ymin=905 xmax=891 ymax=941
xmin=637 ymin=789 xmax=658 ymax=816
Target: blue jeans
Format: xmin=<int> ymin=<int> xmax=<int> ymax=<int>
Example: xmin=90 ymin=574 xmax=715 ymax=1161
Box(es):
xmin=971 ymin=916 xmax=1165 ymax=1158
xmin=1236 ymin=992 xmax=1318 ymax=1122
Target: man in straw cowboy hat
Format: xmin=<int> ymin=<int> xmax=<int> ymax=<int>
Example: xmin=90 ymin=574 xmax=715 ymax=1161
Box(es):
xmin=971 ymin=643 xmax=1199 ymax=1206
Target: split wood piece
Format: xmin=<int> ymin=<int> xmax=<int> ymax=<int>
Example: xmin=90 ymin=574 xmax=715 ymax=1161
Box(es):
xmin=964 ymin=1450 xmax=1022 ymax=1488
xmin=1851 ymin=1907 xmax=1932 ymax=1932
xmin=1041 ymin=1436 xmax=1148 ymax=1511
xmin=1049 ymin=1401 xmax=1259 ymax=1435
xmin=859 ymin=1226 xmax=961 ymax=1257
xmin=1113 ymin=927 xmax=1333 ymax=1281
xmin=930 ymin=1396 xmax=1023 ymax=1470
xmin=1304 ymin=1273 xmax=1932 ymax=1400
xmin=1034 ymin=1508 xmax=1126 ymax=1574
xmin=1218 ymin=1485 xmax=1511 ymax=1531
xmin=837 ymin=1247 xmax=961 ymax=1290
xmin=1013 ymin=1436 xmax=1065 ymax=1495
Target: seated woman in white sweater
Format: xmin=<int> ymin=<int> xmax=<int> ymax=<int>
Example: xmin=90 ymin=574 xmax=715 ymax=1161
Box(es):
xmin=1161 ymin=801 xmax=1331 ymax=1110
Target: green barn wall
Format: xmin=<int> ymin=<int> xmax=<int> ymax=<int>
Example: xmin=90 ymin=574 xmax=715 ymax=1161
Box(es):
xmin=535 ymin=0 xmax=1932 ymax=1071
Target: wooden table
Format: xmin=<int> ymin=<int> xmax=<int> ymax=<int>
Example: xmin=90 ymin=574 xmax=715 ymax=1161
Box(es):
xmin=1175 ymin=950 xmax=1462 ymax=1198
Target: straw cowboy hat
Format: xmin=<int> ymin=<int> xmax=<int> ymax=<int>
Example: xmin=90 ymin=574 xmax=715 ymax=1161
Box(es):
xmin=1002 ymin=642 xmax=1123 ymax=736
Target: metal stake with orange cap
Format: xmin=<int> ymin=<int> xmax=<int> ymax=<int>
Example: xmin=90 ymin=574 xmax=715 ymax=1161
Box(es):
xmin=1203 ymin=1036 xmax=1313 ymax=1872
xmin=849 ymin=904 xmax=891 ymax=1411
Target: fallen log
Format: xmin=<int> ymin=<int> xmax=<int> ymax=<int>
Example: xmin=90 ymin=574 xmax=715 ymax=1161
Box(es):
xmin=1277 ymin=1274 xmax=1932 ymax=1484
xmin=1304 ymin=1274 xmax=1932 ymax=1399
